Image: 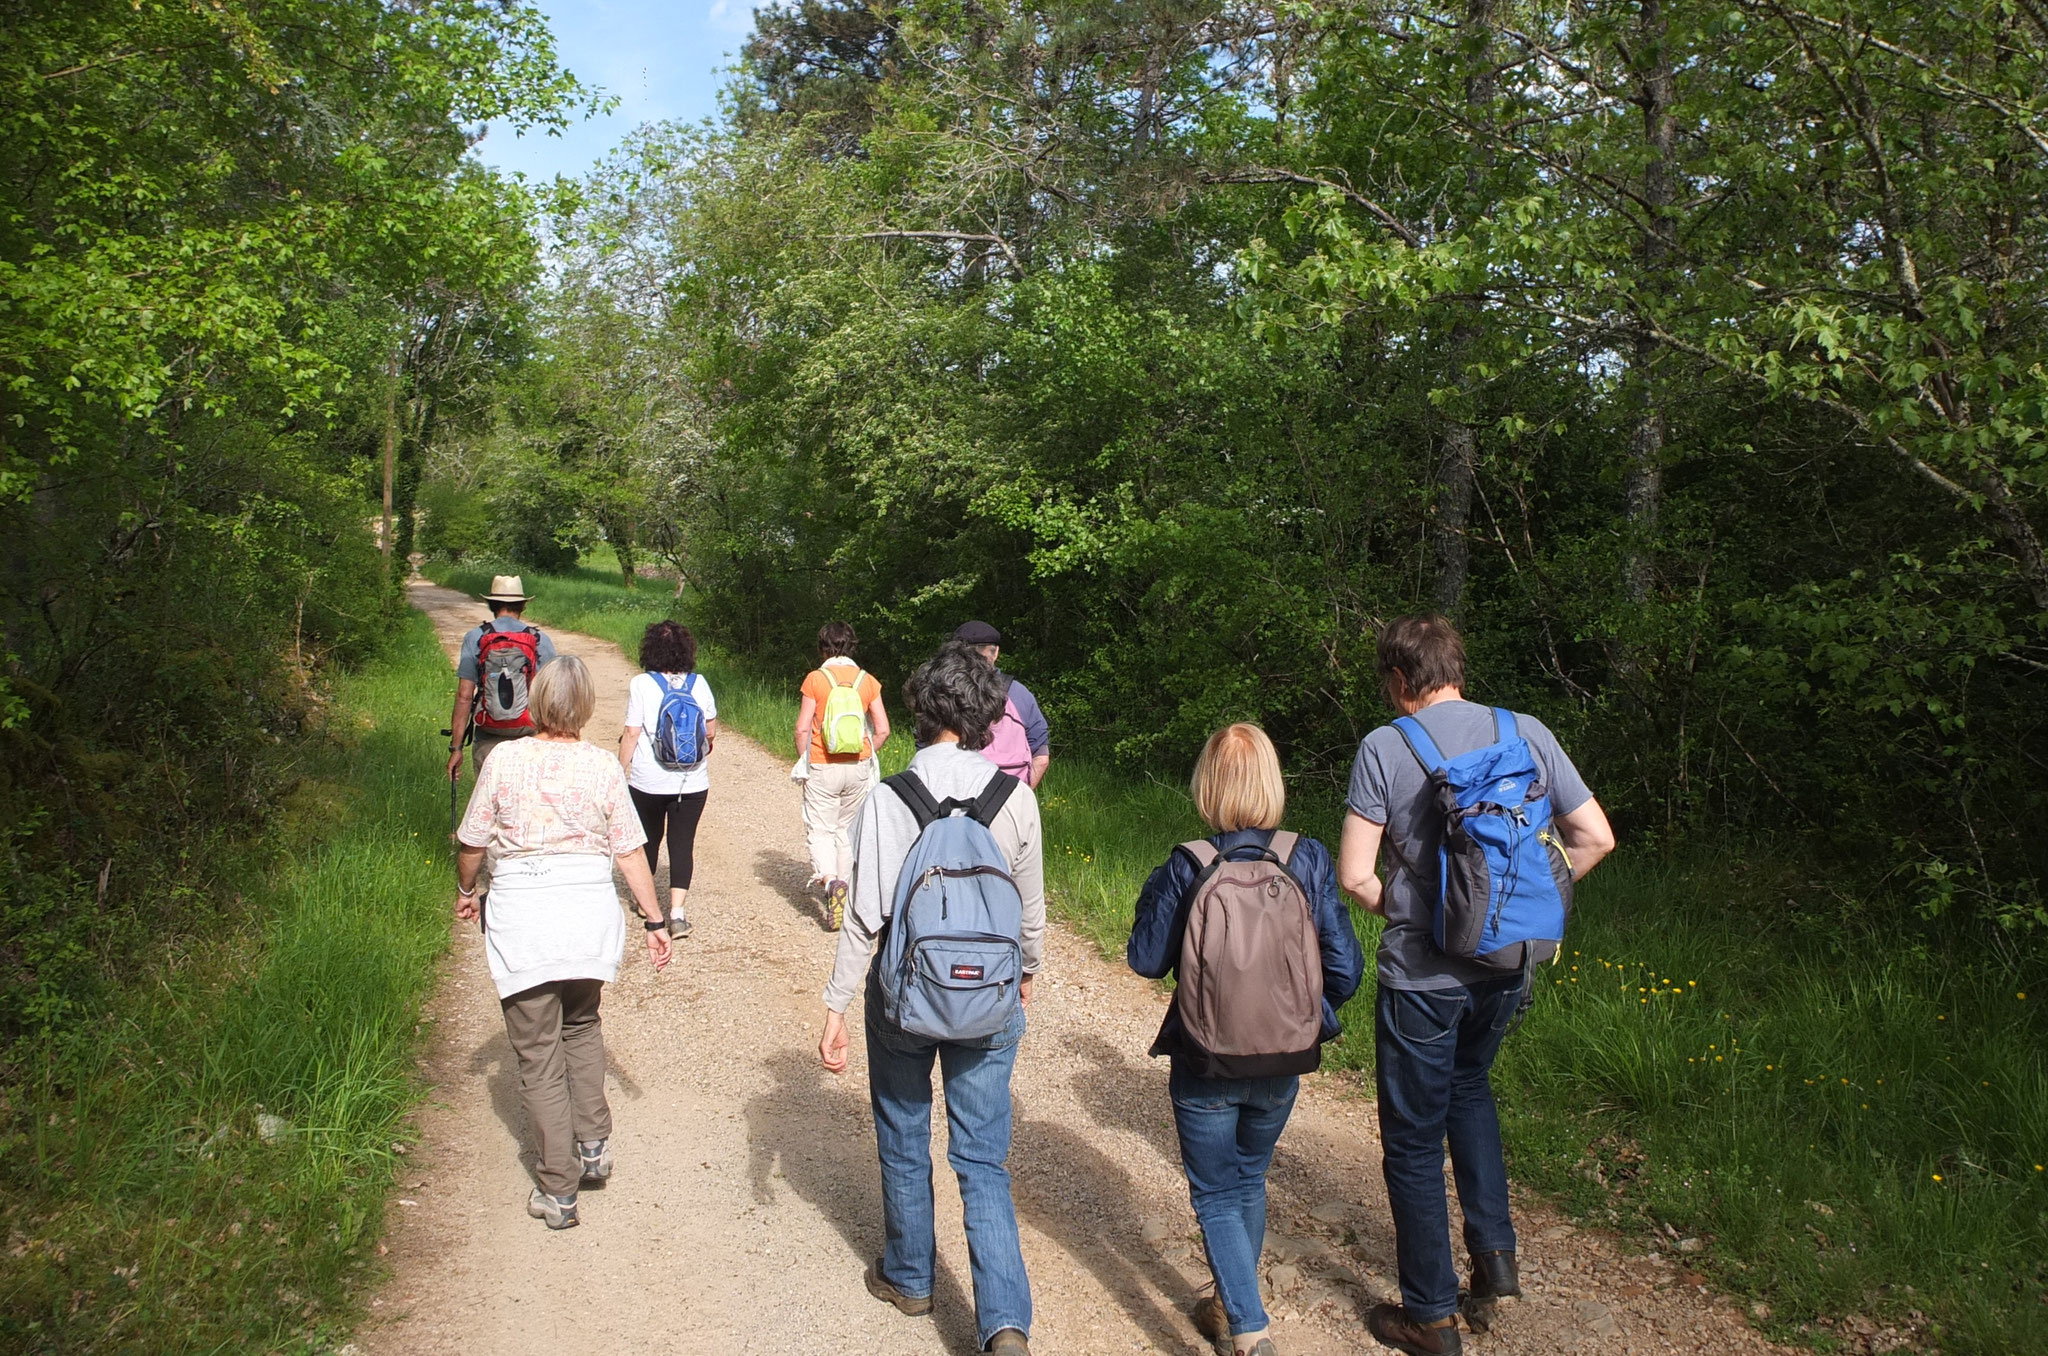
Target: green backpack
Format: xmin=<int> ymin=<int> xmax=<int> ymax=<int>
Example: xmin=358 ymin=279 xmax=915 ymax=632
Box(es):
xmin=820 ymin=667 xmax=868 ymax=756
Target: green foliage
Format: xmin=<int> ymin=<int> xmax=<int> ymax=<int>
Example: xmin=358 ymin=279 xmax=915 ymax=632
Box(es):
xmin=0 ymin=613 xmax=461 ymax=1352
xmin=0 ymin=0 xmax=584 ymax=1038
xmin=416 ymin=479 xmax=494 ymax=562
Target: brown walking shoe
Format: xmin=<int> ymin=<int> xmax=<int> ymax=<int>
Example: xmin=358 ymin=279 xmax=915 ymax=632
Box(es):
xmin=864 ymin=1259 xmax=932 ymax=1316
xmin=1191 ymin=1292 xmax=1228 ymax=1342
xmin=1366 ymin=1303 xmax=1462 ymax=1355
xmin=985 ymin=1329 xmax=1030 ymax=1354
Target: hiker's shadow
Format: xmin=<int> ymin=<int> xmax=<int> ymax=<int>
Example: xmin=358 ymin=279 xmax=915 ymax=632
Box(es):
xmin=743 ymin=1047 xmax=980 ymax=1353
xmin=753 ymin=846 xmax=832 ymax=929
xmin=1064 ymin=1030 xmax=1401 ymax=1296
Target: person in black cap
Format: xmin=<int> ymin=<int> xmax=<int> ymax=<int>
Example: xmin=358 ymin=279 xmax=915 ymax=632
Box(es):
xmin=952 ymin=622 xmax=1050 ymax=787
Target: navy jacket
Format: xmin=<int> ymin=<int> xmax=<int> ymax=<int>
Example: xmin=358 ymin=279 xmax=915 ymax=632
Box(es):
xmin=1127 ymin=828 xmax=1366 ymax=1064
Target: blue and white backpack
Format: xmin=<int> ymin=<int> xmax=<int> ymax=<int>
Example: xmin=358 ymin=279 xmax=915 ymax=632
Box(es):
xmin=1394 ymin=707 xmax=1575 ymax=973
xmin=875 ymin=770 xmax=1024 ymax=1041
xmin=650 ymin=672 xmax=706 ymax=769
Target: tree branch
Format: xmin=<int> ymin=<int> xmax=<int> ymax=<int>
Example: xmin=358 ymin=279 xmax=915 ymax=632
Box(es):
xmin=1200 ymin=167 xmax=1422 ymax=247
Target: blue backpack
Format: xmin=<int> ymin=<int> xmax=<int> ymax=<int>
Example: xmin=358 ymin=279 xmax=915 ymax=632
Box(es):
xmin=1393 ymin=707 xmax=1574 ymax=973
xmin=650 ymin=672 xmax=706 ymax=769
xmin=875 ymin=770 xmax=1024 ymax=1041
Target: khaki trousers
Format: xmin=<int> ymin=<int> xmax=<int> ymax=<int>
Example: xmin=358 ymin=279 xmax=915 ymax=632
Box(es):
xmin=500 ymin=978 xmax=610 ymax=1196
xmin=802 ymin=758 xmax=874 ymax=884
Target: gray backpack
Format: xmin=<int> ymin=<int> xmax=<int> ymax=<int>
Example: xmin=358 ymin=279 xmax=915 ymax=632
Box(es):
xmin=1172 ymin=831 xmax=1325 ymax=1078
xmin=874 ymin=770 xmax=1024 ymax=1041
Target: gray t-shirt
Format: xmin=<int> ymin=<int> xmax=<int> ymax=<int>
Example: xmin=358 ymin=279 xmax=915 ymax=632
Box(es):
xmin=1346 ymin=699 xmax=1592 ymax=991
xmin=457 ymin=617 xmax=557 ymax=683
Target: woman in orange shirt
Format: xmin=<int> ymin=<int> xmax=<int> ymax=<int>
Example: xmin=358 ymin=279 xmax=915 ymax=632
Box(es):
xmin=794 ymin=621 xmax=892 ymax=929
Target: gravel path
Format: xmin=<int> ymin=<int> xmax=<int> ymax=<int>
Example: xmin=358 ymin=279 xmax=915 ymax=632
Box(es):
xmin=357 ymin=582 xmax=1791 ymax=1356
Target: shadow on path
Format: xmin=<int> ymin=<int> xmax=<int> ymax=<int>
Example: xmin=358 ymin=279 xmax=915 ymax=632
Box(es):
xmin=743 ymin=1048 xmax=982 ymax=1353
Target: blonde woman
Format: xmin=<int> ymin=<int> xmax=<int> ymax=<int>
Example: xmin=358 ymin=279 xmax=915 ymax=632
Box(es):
xmin=1126 ymin=723 xmax=1364 ymax=1356
xmin=455 ymin=654 xmax=671 ymax=1230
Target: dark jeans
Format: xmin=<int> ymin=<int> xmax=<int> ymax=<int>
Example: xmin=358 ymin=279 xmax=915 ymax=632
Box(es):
xmin=864 ymin=980 xmax=1032 ymax=1347
xmin=1168 ymin=1067 xmax=1299 ymax=1337
xmin=1375 ymin=975 xmax=1524 ymax=1320
xmin=628 ymin=786 xmax=708 ymax=896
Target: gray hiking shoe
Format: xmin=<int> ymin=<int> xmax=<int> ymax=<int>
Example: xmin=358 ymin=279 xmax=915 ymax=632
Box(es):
xmin=667 ymin=910 xmax=692 ymax=939
xmin=525 ymin=1186 xmax=578 ymax=1230
xmin=577 ymin=1137 xmax=612 ymax=1184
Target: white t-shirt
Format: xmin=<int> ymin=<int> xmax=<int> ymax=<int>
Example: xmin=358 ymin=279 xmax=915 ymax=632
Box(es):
xmin=623 ymin=671 xmax=718 ymax=795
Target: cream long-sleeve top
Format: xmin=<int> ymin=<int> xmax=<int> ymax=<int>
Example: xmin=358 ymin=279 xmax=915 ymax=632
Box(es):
xmin=821 ymin=741 xmax=1046 ymax=1013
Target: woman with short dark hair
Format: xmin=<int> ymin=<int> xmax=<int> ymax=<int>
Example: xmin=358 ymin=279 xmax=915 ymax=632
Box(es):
xmin=815 ymin=641 xmax=1043 ymax=1355
xmin=794 ymin=620 xmax=891 ymax=929
xmin=619 ymin=620 xmax=719 ymax=938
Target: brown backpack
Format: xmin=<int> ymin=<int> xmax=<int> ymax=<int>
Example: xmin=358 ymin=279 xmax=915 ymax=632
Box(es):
xmin=1171 ymin=831 xmax=1326 ymax=1079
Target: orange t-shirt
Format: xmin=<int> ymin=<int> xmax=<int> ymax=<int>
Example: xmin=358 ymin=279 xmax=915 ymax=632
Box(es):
xmin=801 ymin=663 xmax=883 ymax=762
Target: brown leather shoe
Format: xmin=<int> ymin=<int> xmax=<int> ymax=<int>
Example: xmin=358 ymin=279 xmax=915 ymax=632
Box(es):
xmin=1367 ymin=1303 xmax=1463 ymax=1355
xmin=986 ymin=1329 xmax=1030 ymax=1354
xmin=864 ymin=1259 xmax=932 ymax=1316
xmin=1191 ymin=1293 xmax=1228 ymax=1342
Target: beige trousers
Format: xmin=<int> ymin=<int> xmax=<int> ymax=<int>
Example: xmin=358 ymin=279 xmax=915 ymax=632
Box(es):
xmin=500 ymin=978 xmax=609 ymax=1196
xmin=802 ymin=758 xmax=873 ymax=884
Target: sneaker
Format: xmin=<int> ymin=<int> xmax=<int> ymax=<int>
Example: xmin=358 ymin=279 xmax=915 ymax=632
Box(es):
xmin=667 ymin=911 xmax=692 ymax=939
xmin=985 ymin=1330 xmax=1030 ymax=1354
xmin=825 ymin=878 xmax=848 ymax=931
xmin=577 ymin=1137 xmax=612 ymax=1185
xmin=864 ymin=1258 xmax=932 ymax=1316
xmin=1366 ymin=1304 xmax=1461 ymax=1355
xmin=1191 ymin=1293 xmax=1228 ymax=1342
xmin=1241 ymin=1341 xmax=1279 ymax=1356
xmin=525 ymin=1186 xmax=578 ymax=1230
xmin=1460 ymin=1250 xmax=1519 ymax=1333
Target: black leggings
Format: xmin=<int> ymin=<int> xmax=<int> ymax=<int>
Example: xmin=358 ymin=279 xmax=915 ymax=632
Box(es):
xmin=628 ymin=787 xmax=708 ymax=891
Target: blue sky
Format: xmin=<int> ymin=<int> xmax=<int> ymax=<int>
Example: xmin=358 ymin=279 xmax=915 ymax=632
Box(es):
xmin=471 ymin=1 xmax=753 ymax=184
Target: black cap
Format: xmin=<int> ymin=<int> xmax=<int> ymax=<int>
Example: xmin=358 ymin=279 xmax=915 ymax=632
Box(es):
xmin=953 ymin=620 xmax=1002 ymax=646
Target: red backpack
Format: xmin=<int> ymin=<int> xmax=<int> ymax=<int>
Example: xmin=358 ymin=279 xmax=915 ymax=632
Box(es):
xmin=473 ymin=626 xmax=542 ymax=733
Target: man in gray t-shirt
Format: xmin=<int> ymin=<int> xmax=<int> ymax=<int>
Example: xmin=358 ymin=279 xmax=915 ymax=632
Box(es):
xmin=444 ymin=575 xmax=557 ymax=779
xmin=1339 ymin=615 xmax=1614 ymax=1356
xmin=1347 ymin=701 xmax=1592 ymax=992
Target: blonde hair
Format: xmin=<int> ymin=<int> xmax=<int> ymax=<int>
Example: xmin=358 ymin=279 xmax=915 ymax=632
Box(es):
xmin=1191 ymin=722 xmax=1286 ymax=832
xmin=528 ymin=655 xmax=595 ymax=737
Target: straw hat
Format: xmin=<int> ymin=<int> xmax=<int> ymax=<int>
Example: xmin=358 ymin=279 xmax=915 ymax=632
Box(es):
xmin=483 ymin=575 xmax=531 ymax=603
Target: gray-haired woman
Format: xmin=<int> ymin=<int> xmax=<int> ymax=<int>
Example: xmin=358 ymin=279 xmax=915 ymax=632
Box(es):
xmin=455 ymin=654 xmax=672 ymax=1229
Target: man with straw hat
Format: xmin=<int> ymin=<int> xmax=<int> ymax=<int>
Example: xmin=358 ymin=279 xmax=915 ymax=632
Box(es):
xmin=446 ymin=575 xmax=559 ymax=779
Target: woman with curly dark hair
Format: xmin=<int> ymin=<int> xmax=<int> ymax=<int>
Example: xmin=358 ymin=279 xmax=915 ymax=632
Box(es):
xmin=617 ymin=620 xmax=718 ymax=938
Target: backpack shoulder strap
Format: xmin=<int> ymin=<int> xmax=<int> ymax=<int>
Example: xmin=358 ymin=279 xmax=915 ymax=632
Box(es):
xmin=966 ymin=768 xmax=1019 ymax=826
xmin=882 ymin=770 xmax=944 ymax=830
xmin=1176 ymin=840 xmax=1221 ymax=869
xmin=1392 ymin=716 xmax=1448 ymax=773
xmin=683 ymin=671 xmax=698 ymax=697
xmin=1267 ymin=829 xmax=1300 ymax=865
xmin=1492 ymin=706 xmax=1517 ymax=743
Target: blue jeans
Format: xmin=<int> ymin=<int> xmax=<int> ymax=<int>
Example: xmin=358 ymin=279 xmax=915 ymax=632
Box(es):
xmin=1169 ymin=1066 xmax=1300 ymax=1337
xmin=865 ymin=984 xmax=1032 ymax=1347
xmin=1375 ymin=975 xmax=1524 ymax=1320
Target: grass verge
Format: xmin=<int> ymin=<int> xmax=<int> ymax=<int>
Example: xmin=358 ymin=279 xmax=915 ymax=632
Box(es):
xmin=0 ymin=611 xmax=457 ymax=1353
xmin=427 ymin=554 xmax=2047 ymax=1354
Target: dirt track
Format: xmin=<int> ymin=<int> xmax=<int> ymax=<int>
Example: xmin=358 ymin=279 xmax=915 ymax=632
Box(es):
xmin=355 ymin=581 xmax=1791 ymax=1356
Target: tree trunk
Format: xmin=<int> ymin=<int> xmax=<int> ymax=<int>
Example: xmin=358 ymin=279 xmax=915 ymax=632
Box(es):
xmin=380 ymin=343 xmax=398 ymax=577
xmin=1623 ymin=0 xmax=1677 ymax=605
xmin=1431 ymin=413 xmax=1477 ymax=613
xmin=1430 ymin=0 xmax=1495 ymax=615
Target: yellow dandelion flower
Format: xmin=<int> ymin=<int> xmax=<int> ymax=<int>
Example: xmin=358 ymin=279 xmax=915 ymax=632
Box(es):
xmin=1688 ymin=980 xmax=1697 ymax=987
xmin=1766 ymin=1064 xmax=1774 ymax=1071
xmin=1932 ymin=1174 xmax=1943 ymax=1182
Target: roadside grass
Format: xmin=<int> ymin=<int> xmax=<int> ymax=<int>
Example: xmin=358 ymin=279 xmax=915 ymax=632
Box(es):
xmin=425 ymin=554 xmax=2048 ymax=1354
xmin=0 ymin=612 xmax=457 ymax=1353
